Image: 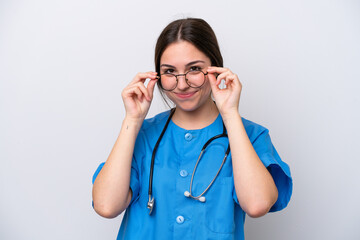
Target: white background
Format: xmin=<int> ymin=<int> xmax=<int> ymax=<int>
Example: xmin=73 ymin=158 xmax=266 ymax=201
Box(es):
xmin=1 ymin=0 xmax=359 ymax=239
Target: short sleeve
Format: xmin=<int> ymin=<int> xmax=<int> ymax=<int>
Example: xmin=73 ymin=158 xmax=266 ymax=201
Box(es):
xmin=92 ymin=162 xmax=105 ymax=184
xmin=252 ymin=128 xmax=293 ymax=212
xmin=91 ymin=162 xmax=105 ymax=208
xmin=91 ymin=157 xmax=141 ymax=207
xmin=128 ymin=156 xmax=141 ymax=205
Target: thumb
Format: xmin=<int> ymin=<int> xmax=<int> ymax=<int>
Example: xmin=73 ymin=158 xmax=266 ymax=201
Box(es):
xmin=147 ymin=79 xmax=158 ymax=100
xmin=208 ymin=73 xmax=219 ymax=93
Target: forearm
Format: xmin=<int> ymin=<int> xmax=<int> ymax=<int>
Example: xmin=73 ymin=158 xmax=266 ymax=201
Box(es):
xmin=92 ymin=117 xmax=142 ymax=218
xmin=223 ymin=113 xmax=278 ymax=217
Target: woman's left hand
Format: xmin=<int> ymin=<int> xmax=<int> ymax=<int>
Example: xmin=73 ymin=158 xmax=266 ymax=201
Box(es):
xmin=207 ymin=67 xmax=242 ymax=118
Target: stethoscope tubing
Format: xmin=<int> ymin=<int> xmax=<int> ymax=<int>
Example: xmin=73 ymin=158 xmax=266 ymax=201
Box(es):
xmin=147 ymin=109 xmax=175 ymax=214
xmin=147 ymin=108 xmax=230 ymax=215
xmin=187 ymin=132 xmax=230 ymax=200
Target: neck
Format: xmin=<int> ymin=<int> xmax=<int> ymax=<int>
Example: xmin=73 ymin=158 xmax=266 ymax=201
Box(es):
xmin=172 ymin=98 xmax=219 ymax=130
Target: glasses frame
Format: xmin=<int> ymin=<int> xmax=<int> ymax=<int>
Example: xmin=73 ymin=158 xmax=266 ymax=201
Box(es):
xmin=158 ymin=70 xmax=208 ymax=91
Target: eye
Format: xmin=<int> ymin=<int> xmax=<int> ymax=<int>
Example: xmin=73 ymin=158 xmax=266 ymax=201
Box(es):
xmin=163 ymin=68 xmax=175 ymax=74
xmin=189 ymin=66 xmax=202 ymax=72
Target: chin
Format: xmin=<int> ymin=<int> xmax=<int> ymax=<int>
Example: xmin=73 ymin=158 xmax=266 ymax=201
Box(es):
xmin=172 ymin=98 xmax=210 ymax=113
xmin=175 ymin=103 xmax=200 ymax=112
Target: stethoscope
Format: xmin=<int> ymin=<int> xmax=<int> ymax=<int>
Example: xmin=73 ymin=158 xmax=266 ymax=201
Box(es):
xmin=147 ymin=108 xmax=230 ymax=215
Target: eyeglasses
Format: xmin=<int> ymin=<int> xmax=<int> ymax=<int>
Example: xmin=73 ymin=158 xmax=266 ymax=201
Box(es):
xmin=158 ymin=70 xmax=208 ymax=91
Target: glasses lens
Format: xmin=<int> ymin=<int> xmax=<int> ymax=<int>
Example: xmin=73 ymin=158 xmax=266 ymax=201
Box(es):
xmin=186 ymin=71 xmax=205 ymax=88
xmin=160 ymin=74 xmax=177 ymax=91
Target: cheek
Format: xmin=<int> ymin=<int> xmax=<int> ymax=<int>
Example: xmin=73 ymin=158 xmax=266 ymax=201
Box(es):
xmin=201 ymin=81 xmax=212 ymax=96
xmin=164 ymin=91 xmax=175 ymax=102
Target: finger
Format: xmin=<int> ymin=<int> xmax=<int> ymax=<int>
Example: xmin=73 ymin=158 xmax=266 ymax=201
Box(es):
xmin=207 ymin=72 xmax=221 ymax=93
xmin=124 ymin=86 xmax=144 ymax=102
xmin=131 ymin=71 xmax=158 ymax=84
xmin=132 ymin=82 xmax=156 ymax=102
xmin=207 ymin=66 xmax=231 ymax=75
xmin=133 ymin=87 xmax=144 ymax=102
xmin=126 ymin=77 xmax=157 ymax=102
xmin=126 ymin=86 xmax=143 ymax=102
xmin=225 ymin=74 xmax=241 ymax=89
xmin=224 ymin=74 xmax=236 ymax=87
xmin=146 ymin=78 xmax=158 ymax=100
xmin=216 ymin=72 xmax=233 ymax=86
xmin=135 ymin=82 xmax=151 ymax=101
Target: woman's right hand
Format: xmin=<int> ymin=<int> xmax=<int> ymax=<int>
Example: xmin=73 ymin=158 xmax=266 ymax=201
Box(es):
xmin=121 ymin=72 xmax=159 ymax=122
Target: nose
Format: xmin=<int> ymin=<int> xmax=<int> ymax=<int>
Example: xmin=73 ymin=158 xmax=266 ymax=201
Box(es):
xmin=176 ymin=74 xmax=189 ymax=90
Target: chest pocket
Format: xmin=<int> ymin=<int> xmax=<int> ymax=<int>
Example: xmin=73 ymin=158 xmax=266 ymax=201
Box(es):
xmin=205 ymin=177 xmax=235 ymax=234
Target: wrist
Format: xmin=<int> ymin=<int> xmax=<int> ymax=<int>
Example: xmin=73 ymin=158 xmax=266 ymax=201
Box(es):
xmin=122 ymin=116 xmax=144 ymax=131
xmin=220 ymin=110 xmax=241 ymax=123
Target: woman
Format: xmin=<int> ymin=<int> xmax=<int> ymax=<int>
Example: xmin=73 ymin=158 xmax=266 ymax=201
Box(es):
xmin=92 ymin=18 xmax=292 ymax=239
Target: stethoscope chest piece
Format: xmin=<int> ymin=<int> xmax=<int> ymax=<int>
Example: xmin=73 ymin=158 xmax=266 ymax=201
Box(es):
xmin=184 ymin=191 xmax=206 ymax=202
xmin=147 ymin=196 xmax=154 ymax=215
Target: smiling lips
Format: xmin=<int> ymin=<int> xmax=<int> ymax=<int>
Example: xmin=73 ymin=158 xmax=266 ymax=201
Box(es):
xmin=174 ymin=91 xmax=198 ymax=99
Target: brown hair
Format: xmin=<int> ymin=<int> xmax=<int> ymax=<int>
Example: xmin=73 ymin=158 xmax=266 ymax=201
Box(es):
xmin=154 ymin=18 xmax=223 ymax=104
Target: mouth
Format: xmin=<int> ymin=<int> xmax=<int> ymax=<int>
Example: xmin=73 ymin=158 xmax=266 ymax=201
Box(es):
xmin=173 ymin=91 xmax=198 ymax=99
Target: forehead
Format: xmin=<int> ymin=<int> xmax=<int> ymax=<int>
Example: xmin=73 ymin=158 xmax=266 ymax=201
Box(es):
xmin=160 ymin=41 xmax=211 ymax=66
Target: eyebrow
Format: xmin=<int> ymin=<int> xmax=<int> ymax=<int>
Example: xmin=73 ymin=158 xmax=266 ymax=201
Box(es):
xmin=160 ymin=60 xmax=206 ymax=68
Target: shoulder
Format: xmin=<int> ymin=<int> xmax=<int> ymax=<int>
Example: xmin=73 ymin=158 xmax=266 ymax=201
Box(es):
xmin=142 ymin=110 xmax=171 ymax=129
xmin=138 ymin=110 xmax=171 ymax=138
xmin=133 ymin=110 xmax=171 ymax=152
xmin=241 ymin=117 xmax=269 ymax=142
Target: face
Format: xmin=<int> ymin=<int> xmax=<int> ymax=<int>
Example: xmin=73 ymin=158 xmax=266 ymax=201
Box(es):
xmin=160 ymin=41 xmax=212 ymax=112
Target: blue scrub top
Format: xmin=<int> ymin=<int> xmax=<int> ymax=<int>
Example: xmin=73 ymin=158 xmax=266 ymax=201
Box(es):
xmin=92 ymin=110 xmax=292 ymax=240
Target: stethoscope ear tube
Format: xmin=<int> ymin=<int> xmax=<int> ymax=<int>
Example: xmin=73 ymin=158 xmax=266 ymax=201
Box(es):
xmin=147 ymin=108 xmax=176 ymax=215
